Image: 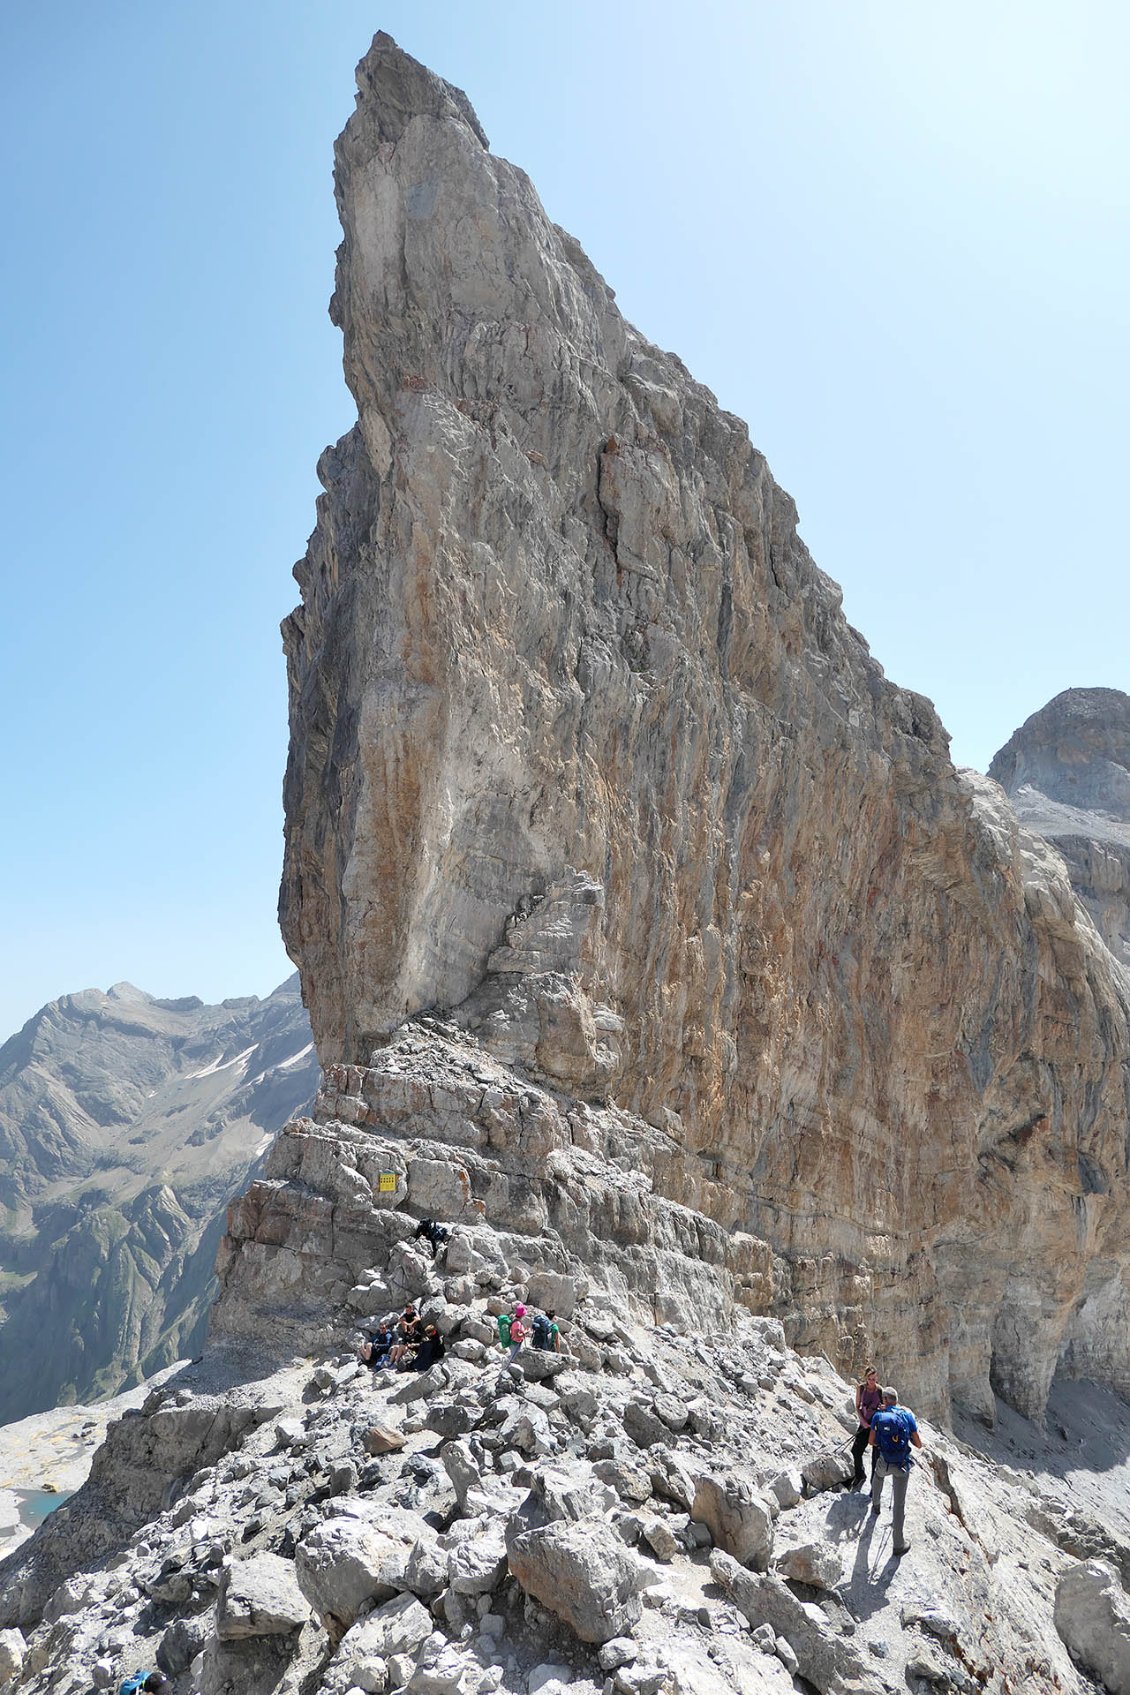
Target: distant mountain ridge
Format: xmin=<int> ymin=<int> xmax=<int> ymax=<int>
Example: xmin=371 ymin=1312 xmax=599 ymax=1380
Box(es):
xmin=0 ymin=975 xmax=316 ymax=1422
xmin=990 ymin=686 xmax=1130 ymax=967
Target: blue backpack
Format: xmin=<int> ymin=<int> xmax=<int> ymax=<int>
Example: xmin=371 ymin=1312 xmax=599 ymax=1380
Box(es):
xmin=119 ymin=1676 xmax=152 ymax=1695
xmin=872 ymin=1407 xmax=913 ymax=1466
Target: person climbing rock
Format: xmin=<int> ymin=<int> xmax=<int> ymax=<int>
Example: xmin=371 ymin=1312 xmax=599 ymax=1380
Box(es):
xmin=413 ymin=1218 xmax=449 ymax=1257
xmin=851 ymin=1365 xmax=882 ymax=1486
xmin=869 ymin=1386 xmax=923 ymax=1555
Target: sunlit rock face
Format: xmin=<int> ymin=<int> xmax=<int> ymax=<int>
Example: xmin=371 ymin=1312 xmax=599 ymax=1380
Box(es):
xmin=280 ymin=33 xmax=1130 ymax=1422
xmin=990 ymin=687 xmax=1130 ymax=968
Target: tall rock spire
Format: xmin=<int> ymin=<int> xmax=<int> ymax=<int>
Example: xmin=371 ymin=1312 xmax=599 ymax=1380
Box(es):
xmin=280 ymin=34 xmax=1130 ymax=1421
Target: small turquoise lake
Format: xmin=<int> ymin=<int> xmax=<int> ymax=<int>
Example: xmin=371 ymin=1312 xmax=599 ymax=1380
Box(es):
xmin=16 ymin=1489 xmax=73 ymax=1528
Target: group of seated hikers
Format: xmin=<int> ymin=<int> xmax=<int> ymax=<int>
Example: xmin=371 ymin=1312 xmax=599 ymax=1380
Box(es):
xmin=357 ymin=1220 xmax=566 ymax=1374
xmin=357 ymin=1294 xmax=562 ymax=1376
xmin=359 ymin=1303 xmax=446 ymax=1374
xmin=359 ymin=1296 xmax=565 ymax=1374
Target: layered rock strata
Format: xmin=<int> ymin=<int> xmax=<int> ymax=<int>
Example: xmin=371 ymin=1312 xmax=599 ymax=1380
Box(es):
xmin=280 ymin=34 xmax=1130 ymax=1422
xmin=990 ymin=687 xmax=1130 ymax=968
xmin=211 ymin=1026 xmax=772 ymax=1363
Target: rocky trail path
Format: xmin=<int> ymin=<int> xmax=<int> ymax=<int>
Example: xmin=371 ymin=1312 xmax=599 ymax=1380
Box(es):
xmin=0 ymin=1200 xmax=1125 ymax=1695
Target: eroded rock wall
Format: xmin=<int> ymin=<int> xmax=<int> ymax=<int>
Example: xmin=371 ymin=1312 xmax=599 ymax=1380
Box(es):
xmin=280 ymin=34 xmax=1130 ymax=1422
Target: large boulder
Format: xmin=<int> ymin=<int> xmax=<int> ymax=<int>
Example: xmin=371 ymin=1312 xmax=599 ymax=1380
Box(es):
xmin=157 ymin=1618 xmax=209 ymax=1676
xmin=800 ymin=1448 xmax=853 ymax=1493
xmin=525 ymin=1270 xmax=579 ymax=1317
xmin=1055 ymin=1559 xmax=1130 ymax=1694
xmin=295 ymin=1508 xmax=434 ymax=1634
xmin=711 ymin=1553 xmax=883 ymax=1694
xmin=330 ymin=1592 xmax=433 ymax=1688
xmin=519 ymin=1464 xmax=618 ymax=1525
xmin=622 ymin=1401 xmax=669 ymax=1450
xmin=775 ymin=1541 xmax=843 ymax=1590
xmin=691 ymin=1471 xmax=774 ymax=1569
xmin=362 ymin=1422 xmax=406 ymax=1456
xmin=446 ymin=1517 xmax=508 ymax=1595
xmin=511 ymin=1350 xmax=569 ymax=1384
xmin=217 ymin=1552 xmax=310 ymax=1639
xmin=506 ymin=1515 xmax=646 ymax=1643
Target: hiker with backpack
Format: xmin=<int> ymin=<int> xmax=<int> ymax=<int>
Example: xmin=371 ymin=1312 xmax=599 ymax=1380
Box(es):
xmin=413 ymin=1218 xmax=450 ymax=1258
xmin=506 ymin=1304 xmax=529 ymax=1362
xmin=531 ymin=1310 xmax=561 ymax=1353
xmin=850 ymin=1365 xmax=882 ymax=1487
xmin=869 ymin=1386 xmax=922 ymax=1556
xmin=119 ymin=1674 xmax=168 ymax=1695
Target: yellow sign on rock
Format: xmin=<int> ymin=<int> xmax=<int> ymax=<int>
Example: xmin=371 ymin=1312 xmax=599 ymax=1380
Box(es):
xmin=378 ymin=1172 xmax=399 ymax=1194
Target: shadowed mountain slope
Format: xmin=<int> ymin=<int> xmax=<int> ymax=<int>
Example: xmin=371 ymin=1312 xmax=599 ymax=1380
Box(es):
xmin=0 ymin=977 xmax=316 ymax=1420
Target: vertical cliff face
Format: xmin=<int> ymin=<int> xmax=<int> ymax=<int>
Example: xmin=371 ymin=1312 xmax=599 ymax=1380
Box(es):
xmin=280 ymin=34 xmax=1130 ymax=1421
xmin=990 ymin=687 xmax=1130 ymax=968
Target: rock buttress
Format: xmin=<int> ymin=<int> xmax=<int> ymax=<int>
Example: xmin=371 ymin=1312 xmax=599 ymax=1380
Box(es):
xmin=280 ymin=33 xmax=1130 ymax=1422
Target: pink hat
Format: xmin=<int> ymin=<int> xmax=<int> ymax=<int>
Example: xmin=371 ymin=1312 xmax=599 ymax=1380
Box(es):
xmin=514 ymin=1304 xmax=527 ymax=1316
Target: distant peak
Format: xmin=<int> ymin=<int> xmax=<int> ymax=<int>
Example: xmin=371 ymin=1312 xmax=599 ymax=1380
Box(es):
xmin=989 ymin=687 xmax=1130 ymax=823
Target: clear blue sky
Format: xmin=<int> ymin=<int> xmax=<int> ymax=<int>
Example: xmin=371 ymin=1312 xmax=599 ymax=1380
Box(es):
xmin=2 ymin=1 xmax=1127 ymax=1041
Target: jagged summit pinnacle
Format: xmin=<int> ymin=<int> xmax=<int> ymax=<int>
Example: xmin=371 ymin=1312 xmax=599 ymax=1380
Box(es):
xmin=352 ymin=32 xmax=490 ymax=151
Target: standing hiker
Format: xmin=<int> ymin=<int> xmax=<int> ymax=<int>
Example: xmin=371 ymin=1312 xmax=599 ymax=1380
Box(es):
xmin=869 ymin=1386 xmax=923 ymax=1556
xmin=851 ymin=1365 xmax=883 ymax=1487
xmin=532 ymin=1310 xmax=561 ymax=1353
xmin=507 ymin=1304 xmax=529 ymax=1363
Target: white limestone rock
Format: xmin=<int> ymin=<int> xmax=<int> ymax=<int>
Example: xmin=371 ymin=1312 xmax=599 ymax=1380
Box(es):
xmin=217 ymin=1552 xmax=311 ymax=1639
xmin=774 ymin=1541 xmax=843 ymax=1591
xmin=295 ymin=1509 xmax=434 ymax=1633
xmin=1055 ymin=1559 xmax=1130 ymax=1694
xmin=0 ymin=1630 xmax=24 ymax=1683
xmin=691 ymin=1472 xmax=774 ymax=1570
xmin=505 ymin=1515 xmax=646 ymax=1644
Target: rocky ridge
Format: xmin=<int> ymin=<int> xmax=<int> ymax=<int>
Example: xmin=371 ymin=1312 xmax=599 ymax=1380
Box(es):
xmin=0 ymin=1160 xmax=1127 ymax=1695
xmin=0 ymin=978 xmax=316 ymax=1421
xmin=279 ymin=32 xmax=1130 ymax=1426
xmin=990 ymin=687 xmax=1130 ymax=968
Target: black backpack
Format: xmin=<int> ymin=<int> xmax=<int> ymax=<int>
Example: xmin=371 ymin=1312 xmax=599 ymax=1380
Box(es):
xmin=532 ymin=1314 xmax=553 ymax=1350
